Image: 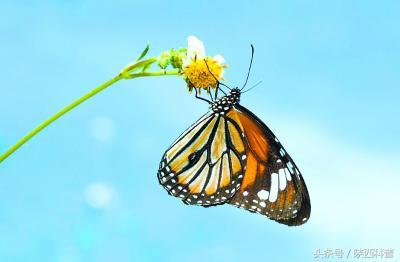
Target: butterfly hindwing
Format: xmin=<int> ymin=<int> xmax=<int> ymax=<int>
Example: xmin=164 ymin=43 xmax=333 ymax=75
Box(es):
xmin=226 ymin=105 xmax=311 ymax=226
xmin=158 ymin=112 xmax=247 ymax=206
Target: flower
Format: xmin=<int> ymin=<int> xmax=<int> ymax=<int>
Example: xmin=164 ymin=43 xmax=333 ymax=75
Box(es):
xmin=182 ymin=36 xmax=226 ymax=91
xmin=155 ymin=36 xmax=226 ymax=92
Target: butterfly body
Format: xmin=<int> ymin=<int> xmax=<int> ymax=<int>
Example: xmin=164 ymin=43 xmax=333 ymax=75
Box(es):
xmin=211 ymin=88 xmax=241 ymax=113
xmin=158 ymin=88 xmax=311 ymax=226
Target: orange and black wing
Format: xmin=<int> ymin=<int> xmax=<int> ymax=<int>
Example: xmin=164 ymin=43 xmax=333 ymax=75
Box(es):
xmin=158 ymin=112 xmax=247 ymax=206
xmin=226 ymin=104 xmax=311 ymax=226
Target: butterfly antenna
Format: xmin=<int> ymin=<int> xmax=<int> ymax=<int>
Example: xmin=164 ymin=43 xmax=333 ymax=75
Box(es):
xmin=203 ymin=59 xmax=230 ymax=96
xmin=241 ymin=44 xmax=255 ymax=91
xmin=242 ymin=80 xmax=262 ymax=93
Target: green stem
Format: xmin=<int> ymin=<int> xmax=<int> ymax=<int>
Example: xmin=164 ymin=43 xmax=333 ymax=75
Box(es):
xmin=126 ymin=69 xmax=180 ymax=79
xmin=120 ymin=57 xmax=157 ymax=75
xmin=0 ymin=69 xmax=180 ymax=164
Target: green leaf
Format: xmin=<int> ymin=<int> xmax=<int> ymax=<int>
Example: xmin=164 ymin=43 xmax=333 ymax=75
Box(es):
xmin=136 ymin=44 xmax=150 ymax=61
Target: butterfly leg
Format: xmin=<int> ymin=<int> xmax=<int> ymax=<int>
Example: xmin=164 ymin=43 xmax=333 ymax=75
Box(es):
xmin=207 ymin=87 xmax=214 ymax=101
xmin=194 ymin=88 xmax=211 ymax=104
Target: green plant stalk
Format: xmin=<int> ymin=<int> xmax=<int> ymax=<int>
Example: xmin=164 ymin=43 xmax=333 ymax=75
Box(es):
xmin=0 ymin=68 xmax=180 ymax=164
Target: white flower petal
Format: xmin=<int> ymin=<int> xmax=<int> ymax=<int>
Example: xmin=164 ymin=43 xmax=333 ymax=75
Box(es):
xmin=187 ymin=36 xmax=205 ymax=60
xmin=213 ymin=54 xmax=225 ymax=64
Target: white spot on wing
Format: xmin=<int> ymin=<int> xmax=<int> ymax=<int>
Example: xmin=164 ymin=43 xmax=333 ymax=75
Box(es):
xmin=257 ymin=190 xmax=269 ymax=200
xmin=279 ymin=148 xmax=285 ymax=156
xmin=269 ymin=173 xmax=279 ymax=202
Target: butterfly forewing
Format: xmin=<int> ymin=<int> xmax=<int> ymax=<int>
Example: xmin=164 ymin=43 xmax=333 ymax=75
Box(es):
xmin=158 ymin=112 xmax=247 ymax=206
xmin=227 ymin=105 xmax=311 ymax=226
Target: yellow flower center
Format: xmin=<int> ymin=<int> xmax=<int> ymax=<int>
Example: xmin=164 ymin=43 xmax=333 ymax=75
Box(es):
xmin=183 ymin=57 xmax=224 ymax=90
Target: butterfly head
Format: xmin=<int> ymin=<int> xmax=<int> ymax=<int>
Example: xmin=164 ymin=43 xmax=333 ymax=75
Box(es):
xmin=211 ymin=88 xmax=241 ymax=113
xmin=230 ymin=87 xmax=241 ymax=98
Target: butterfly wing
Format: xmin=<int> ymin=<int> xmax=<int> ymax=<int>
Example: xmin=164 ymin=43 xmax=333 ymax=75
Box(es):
xmin=158 ymin=111 xmax=247 ymax=206
xmin=226 ymin=104 xmax=311 ymax=226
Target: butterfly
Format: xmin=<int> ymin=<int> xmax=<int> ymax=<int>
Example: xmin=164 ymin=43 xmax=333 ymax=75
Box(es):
xmin=157 ymin=49 xmax=311 ymax=226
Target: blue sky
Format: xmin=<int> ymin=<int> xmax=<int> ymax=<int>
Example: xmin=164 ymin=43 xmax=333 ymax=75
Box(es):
xmin=0 ymin=1 xmax=399 ymax=261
